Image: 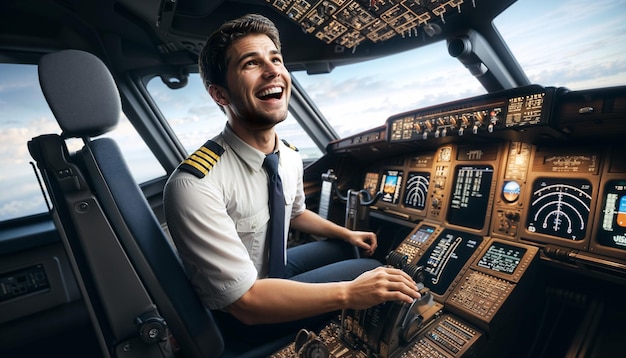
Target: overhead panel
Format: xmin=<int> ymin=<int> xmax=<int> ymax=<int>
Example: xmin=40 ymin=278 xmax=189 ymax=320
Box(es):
xmin=266 ymin=0 xmax=472 ymax=49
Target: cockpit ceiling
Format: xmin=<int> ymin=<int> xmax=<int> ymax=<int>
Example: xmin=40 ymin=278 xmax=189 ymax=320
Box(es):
xmin=142 ymin=0 xmax=517 ymax=72
xmin=1 ymin=0 xmax=517 ymax=73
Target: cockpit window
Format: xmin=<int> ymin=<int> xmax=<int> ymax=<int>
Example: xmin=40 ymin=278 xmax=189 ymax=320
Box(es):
xmin=292 ymin=41 xmax=484 ymax=139
xmin=0 ymin=63 xmax=165 ymax=222
xmin=293 ymin=0 xmax=626 ymax=139
xmin=494 ymin=0 xmax=626 ymax=90
xmin=146 ymin=74 xmax=323 ymax=160
xmin=0 ymin=64 xmax=55 ymax=221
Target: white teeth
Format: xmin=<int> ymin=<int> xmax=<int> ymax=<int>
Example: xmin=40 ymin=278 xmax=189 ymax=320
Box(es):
xmin=257 ymin=87 xmax=282 ymax=98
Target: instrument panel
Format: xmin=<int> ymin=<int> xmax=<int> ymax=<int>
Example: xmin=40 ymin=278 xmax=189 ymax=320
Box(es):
xmin=369 ymin=142 xmax=503 ymax=236
xmin=387 ymin=85 xmax=556 ymax=142
xmin=362 ymin=140 xmax=625 ymax=258
xmin=276 ymin=85 xmax=626 ymax=357
xmin=348 ymin=85 xmax=626 ymax=262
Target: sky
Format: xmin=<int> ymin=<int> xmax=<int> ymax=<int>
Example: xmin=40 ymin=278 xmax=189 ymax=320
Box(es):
xmin=1 ymin=0 xmax=626 ymax=221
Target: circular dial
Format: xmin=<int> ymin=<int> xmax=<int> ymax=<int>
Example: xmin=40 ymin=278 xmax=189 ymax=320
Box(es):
xmin=526 ymin=178 xmax=592 ymax=240
xmin=438 ymin=147 xmax=452 ymax=162
xmin=502 ymin=181 xmax=521 ymax=203
xmin=299 ymin=340 xmax=329 ymax=358
xmin=295 ymin=329 xmax=329 ymax=358
xmin=403 ymin=171 xmax=431 ymax=210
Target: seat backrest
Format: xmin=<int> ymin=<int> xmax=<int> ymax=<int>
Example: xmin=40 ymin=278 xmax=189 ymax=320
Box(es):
xmin=32 ymin=49 xmax=224 ymax=357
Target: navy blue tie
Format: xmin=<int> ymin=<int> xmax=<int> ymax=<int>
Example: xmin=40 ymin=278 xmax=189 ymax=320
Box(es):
xmin=263 ymin=153 xmax=285 ymax=278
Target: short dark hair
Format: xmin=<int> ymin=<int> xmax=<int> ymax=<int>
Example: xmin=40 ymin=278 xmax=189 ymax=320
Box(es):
xmin=198 ymin=14 xmax=282 ymax=90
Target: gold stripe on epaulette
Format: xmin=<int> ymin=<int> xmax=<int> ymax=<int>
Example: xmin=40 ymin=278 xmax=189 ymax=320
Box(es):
xmin=189 ymin=151 xmax=216 ymax=170
xmin=179 ymin=139 xmax=225 ymax=178
xmin=281 ymin=139 xmax=299 ymax=152
xmin=197 ymin=146 xmax=220 ymax=164
xmin=182 ymin=158 xmax=210 ymax=175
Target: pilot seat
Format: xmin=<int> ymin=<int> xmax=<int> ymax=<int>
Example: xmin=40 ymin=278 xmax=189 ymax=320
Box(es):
xmin=28 ymin=49 xmax=292 ymax=358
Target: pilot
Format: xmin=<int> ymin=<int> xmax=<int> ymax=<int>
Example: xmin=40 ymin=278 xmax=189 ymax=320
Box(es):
xmin=163 ymin=13 xmax=420 ymax=344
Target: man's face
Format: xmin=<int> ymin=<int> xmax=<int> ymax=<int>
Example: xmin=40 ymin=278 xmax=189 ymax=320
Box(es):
xmin=220 ymin=33 xmax=291 ymax=129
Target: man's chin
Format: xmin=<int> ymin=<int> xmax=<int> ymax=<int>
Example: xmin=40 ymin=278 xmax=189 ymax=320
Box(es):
xmin=249 ymin=115 xmax=287 ymax=130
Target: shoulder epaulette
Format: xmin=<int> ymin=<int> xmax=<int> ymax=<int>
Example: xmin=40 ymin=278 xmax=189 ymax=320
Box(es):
xmin=178 ymin=140 xmax=225 ymax=178
xmin=281 ymin=139 xmax=299 ymax=152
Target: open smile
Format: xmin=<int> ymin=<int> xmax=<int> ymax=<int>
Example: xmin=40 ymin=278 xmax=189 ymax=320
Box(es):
xmin=256 ymin=86 xmax=283 ymax=100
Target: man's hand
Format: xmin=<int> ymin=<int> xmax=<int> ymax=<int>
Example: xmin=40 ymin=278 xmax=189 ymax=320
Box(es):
xmin=345 ymin=266 xmax=421 ymax=310
xmin=346 ymin=230 xmax=378 ymax=256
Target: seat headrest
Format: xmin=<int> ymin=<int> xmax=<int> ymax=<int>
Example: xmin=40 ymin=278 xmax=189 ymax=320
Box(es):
xmin=38 ymin=49 xmax=121 ymax=138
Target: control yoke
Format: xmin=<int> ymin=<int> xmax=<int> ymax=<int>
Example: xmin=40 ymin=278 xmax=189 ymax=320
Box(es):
xmin=321 ymin=169 xmax=382 ymax=258
xmin=321 ymin=169 xmax=382 ymax=231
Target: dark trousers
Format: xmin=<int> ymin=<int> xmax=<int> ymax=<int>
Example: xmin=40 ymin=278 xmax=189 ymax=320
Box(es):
xmin=213 ymin=240 xmax=381 ymax=346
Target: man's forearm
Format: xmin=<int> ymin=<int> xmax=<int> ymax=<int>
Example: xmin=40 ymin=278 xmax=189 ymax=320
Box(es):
xmin=226 ymin=266 xmax=420 ymax=325
xmin=290 ymin=209 xmax=351 ymax=241
xmin=226 ymin=278 xmax=348 ymax=324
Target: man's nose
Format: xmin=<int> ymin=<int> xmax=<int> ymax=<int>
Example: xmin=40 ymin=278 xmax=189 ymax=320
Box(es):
xmin=262 ymin=62 xmax=280 ymax=79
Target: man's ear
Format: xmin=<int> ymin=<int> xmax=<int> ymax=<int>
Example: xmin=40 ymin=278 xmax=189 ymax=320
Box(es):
xmin=209 ymin=84 xmax=229 ymax=106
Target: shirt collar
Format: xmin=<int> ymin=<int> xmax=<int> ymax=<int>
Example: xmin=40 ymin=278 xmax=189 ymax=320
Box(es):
xmin=222 ymin=123 xmax=281 ymax=172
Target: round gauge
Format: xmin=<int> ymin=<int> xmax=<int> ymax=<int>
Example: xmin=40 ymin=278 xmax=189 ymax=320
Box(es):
xmin=403 ymin=171 xmax=430 ymax=210
xmin=294 ymin=329 xmax=329 ymax=358
xmin=438 ymin=147 xmax=452 ymax=162
xmin=299 ymin=340 xmax=330 ymax=358
xmin=502 ymin=181 xmax=521 ymax=202
xmin=526 ymin=178 xmax=592 ymax=241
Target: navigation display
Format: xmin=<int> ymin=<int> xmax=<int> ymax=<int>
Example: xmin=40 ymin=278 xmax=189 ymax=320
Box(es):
xmin=447 ymin=165 xmax=494 ymax=229
xmin=477 ymin=242 xmax=527 ymax=275
xmin=417 ymin=229 xmax=483 ymax=296
xmin=403 ymin=171 xmax=430 ymax=210
xmin=597 ymin=180 xmax=626 ymax=250
xmin=526 ymin=178 xmax=592 ymax=241
xmin=379 ymin=170 xmax=403 ymax=205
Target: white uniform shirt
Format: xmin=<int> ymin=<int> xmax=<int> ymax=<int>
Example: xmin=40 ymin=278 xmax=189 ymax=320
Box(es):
xmin=163 ymin=124 xmax=305 ymax=310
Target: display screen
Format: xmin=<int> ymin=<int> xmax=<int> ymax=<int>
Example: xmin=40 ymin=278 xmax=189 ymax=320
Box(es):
xmin=447 ymin=165 xmax=494 ymax=229
xmin=403 ymin=171 xmax=430 ymax=210
xmin=502 ymin=181 xmax=521 ymax=203
xmin=526 ymin=178 xmax=592 ymax=241
xmin=417 ymin=229 xmax=483 ymax=296
xmin=477 ymin=241 xmax=527 ymax=275
xmin=409 ymin=224 xmax=436 ymax=245
xmin=379 ymin=170 xmax=403 ymax=205
xmin=596 ymin=180 xmax=626 ymax=250
xmin=363 ymin=172 xmax=380 ymax=197
xmin=396 ymin=225 xmax=437 ymax=262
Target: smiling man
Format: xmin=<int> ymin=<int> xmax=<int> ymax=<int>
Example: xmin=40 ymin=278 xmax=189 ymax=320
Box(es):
xmin=163 ymin=13 xmax=420 ymax=345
